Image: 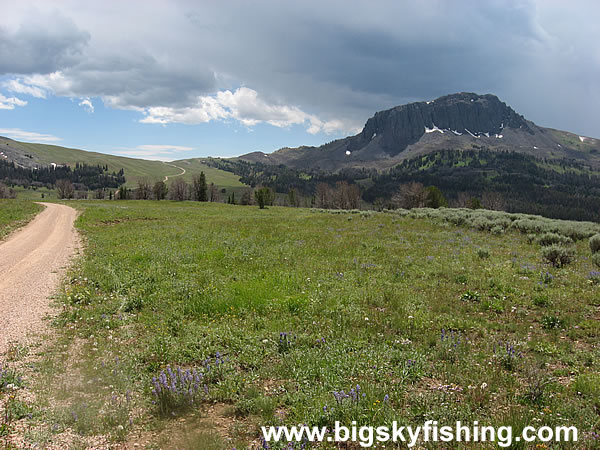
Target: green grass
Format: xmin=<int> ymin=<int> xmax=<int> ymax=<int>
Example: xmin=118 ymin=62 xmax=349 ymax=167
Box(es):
xmin=16 ymin=202 xmax=600 ymax=447
xmin=0 ymin=199 xmax=43 ymax=239
xmin=550 ymin=129 xmax=600 ymax=155
xmin=11 ymin=186 xmax=58 ymax=201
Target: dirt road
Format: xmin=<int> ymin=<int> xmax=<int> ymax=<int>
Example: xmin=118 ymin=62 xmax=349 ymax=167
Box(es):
xmin=0 ymin=203 xmax=79 ymax=355
xmin=162 ymin=163 xmax=186 ymax=182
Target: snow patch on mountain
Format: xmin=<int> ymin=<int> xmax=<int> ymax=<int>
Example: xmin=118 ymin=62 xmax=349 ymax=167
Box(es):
xmin=425 ymin=124 xmax=444 ymax=134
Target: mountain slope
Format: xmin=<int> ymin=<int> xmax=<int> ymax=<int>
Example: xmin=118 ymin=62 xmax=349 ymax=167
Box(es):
xmin=240 ymin=93 xmax=600 ymax=171
xmin=0 ymin=136 xmax=244 ymax=189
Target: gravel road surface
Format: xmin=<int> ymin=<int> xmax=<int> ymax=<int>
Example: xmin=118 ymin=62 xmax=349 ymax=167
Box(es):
xmin=0 ymin=203 xmax=79 ymax=355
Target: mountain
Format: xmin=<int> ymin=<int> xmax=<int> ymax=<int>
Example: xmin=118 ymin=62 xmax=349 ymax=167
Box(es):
xmin=240 ymin=92 xmax=600 ymax=171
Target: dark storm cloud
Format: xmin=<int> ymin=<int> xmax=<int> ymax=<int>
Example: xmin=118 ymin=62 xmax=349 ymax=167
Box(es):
xmin=182 ymin=0 xmax=557 ymax=126
xmin=0 ymin=10 xmax=90 ymax=74
xmin=2 ymin=0 xmax=599 ymax=136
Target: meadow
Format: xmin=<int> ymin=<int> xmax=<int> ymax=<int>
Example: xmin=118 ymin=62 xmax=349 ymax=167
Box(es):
xmin=0 ymin=199 xmax=42 ymax=240
xmin=2 ymin=201 xmax=600 ymax=448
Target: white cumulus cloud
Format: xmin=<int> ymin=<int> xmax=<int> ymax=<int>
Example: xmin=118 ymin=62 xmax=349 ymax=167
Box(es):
xmin=136 ymin=145 xmax=194 ymax=152
xmin=140 ymin=87 xmax=352 ymax=134
xmin=2 ymin=79 xmax=47 ymax=98
xmin=0 ymin=93 xmax=27 ymax=110
xmin=78 ymin=97 xmax=94 ymax=113
xmin=113 ymin=144 xmax=194 ymax=161
xmin=0 ymin=128 xmax=61 ymax=142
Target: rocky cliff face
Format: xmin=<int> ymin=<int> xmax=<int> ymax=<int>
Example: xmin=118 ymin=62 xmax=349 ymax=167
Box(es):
xmin=355 ymin=93 xmax=531 ymax=156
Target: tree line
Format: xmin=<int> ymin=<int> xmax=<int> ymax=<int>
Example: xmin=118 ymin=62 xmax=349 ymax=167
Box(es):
xmin=0 ymin=160 xmax=125 ymax=191
xmin=44 ymin=149 xmax=600 ymax=221
xmin=365 ymin=149 xmax=600 ymax=221
xmin=201 ymin=149 xmax=600 ymax=220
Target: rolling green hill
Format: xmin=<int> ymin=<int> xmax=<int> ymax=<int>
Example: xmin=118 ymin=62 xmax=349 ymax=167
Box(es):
xmin=1 ymin=136 xmax=245 ymax=190
xmin=172 ymin=157 xmax=246 ymax=189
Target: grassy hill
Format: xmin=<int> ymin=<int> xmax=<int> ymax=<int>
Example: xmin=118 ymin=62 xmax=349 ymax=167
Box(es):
xmin=172 ymin=157 xmax=246 ymax=190
xmin=1 ymin=136 xmax=245 ymax=190
xmin=9 ymin=200 xmax=599 ymax=447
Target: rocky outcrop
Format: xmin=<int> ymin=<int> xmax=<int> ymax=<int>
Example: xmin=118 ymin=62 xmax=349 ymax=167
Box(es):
xmin=355 ymin=93 xmax=531 ymax=156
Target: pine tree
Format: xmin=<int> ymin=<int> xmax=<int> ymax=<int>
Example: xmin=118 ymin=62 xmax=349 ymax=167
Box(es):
xmin=197 ymin=172 xmax=208 ymax=201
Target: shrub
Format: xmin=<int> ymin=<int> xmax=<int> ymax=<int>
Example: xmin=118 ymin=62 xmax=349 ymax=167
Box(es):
xmin=56 ymin=179 xmax=75 ymax=199
xmin=537 ymin=232 xmax=573 ymax=247
xmin=490 ymin=225 xmax=504 ymax=235
xmin=0 ymin=182 xmax=16 ymax=199
xmin=472 ymin=217 xmax=493 ymax=231
xmin=542 ymin=245 xmax=574 ymax=268
xmin=590 ymin=234 xmax=600 ymax=254
xmin=593 ymin=253 xmax=600 ymax=268
xmin=477 ymin=248 xmax=490 ymax=259
xmin=254 ymin=187 xmax=275 ymax=209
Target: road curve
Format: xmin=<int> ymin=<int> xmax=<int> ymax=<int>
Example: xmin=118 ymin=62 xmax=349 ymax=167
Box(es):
xmin=162 ymin=163 xmax=186 ymax=182
xmin=0 ymin=203 xmax=80 ymax=355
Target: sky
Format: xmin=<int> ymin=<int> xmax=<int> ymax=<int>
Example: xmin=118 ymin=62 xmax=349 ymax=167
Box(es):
xmin=0 ymin=0 xmax=599 ymax=161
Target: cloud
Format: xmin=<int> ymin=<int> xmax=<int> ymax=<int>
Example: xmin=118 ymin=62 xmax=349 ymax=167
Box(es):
xmin=78 ymin=97 xmax=94 ymax=113
xmin=136 ymin=145 xmax=193 ymax=152
xmin=2 ymin=79 xmax=47 ymax=98
xmin=140 ymin=87 xmax=353 ymax=134
xmin=113 ymin=144 xmax=194 ymax=161
xmin=1 ymin=1 xmax=600 ymax=138
xmin=0 ymin=9 xmax=89 ymax=74
xmin=0 ymin=128 xmax=61 ymax=142
xmin=0 ymin=93 xmax=27 ymax=110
